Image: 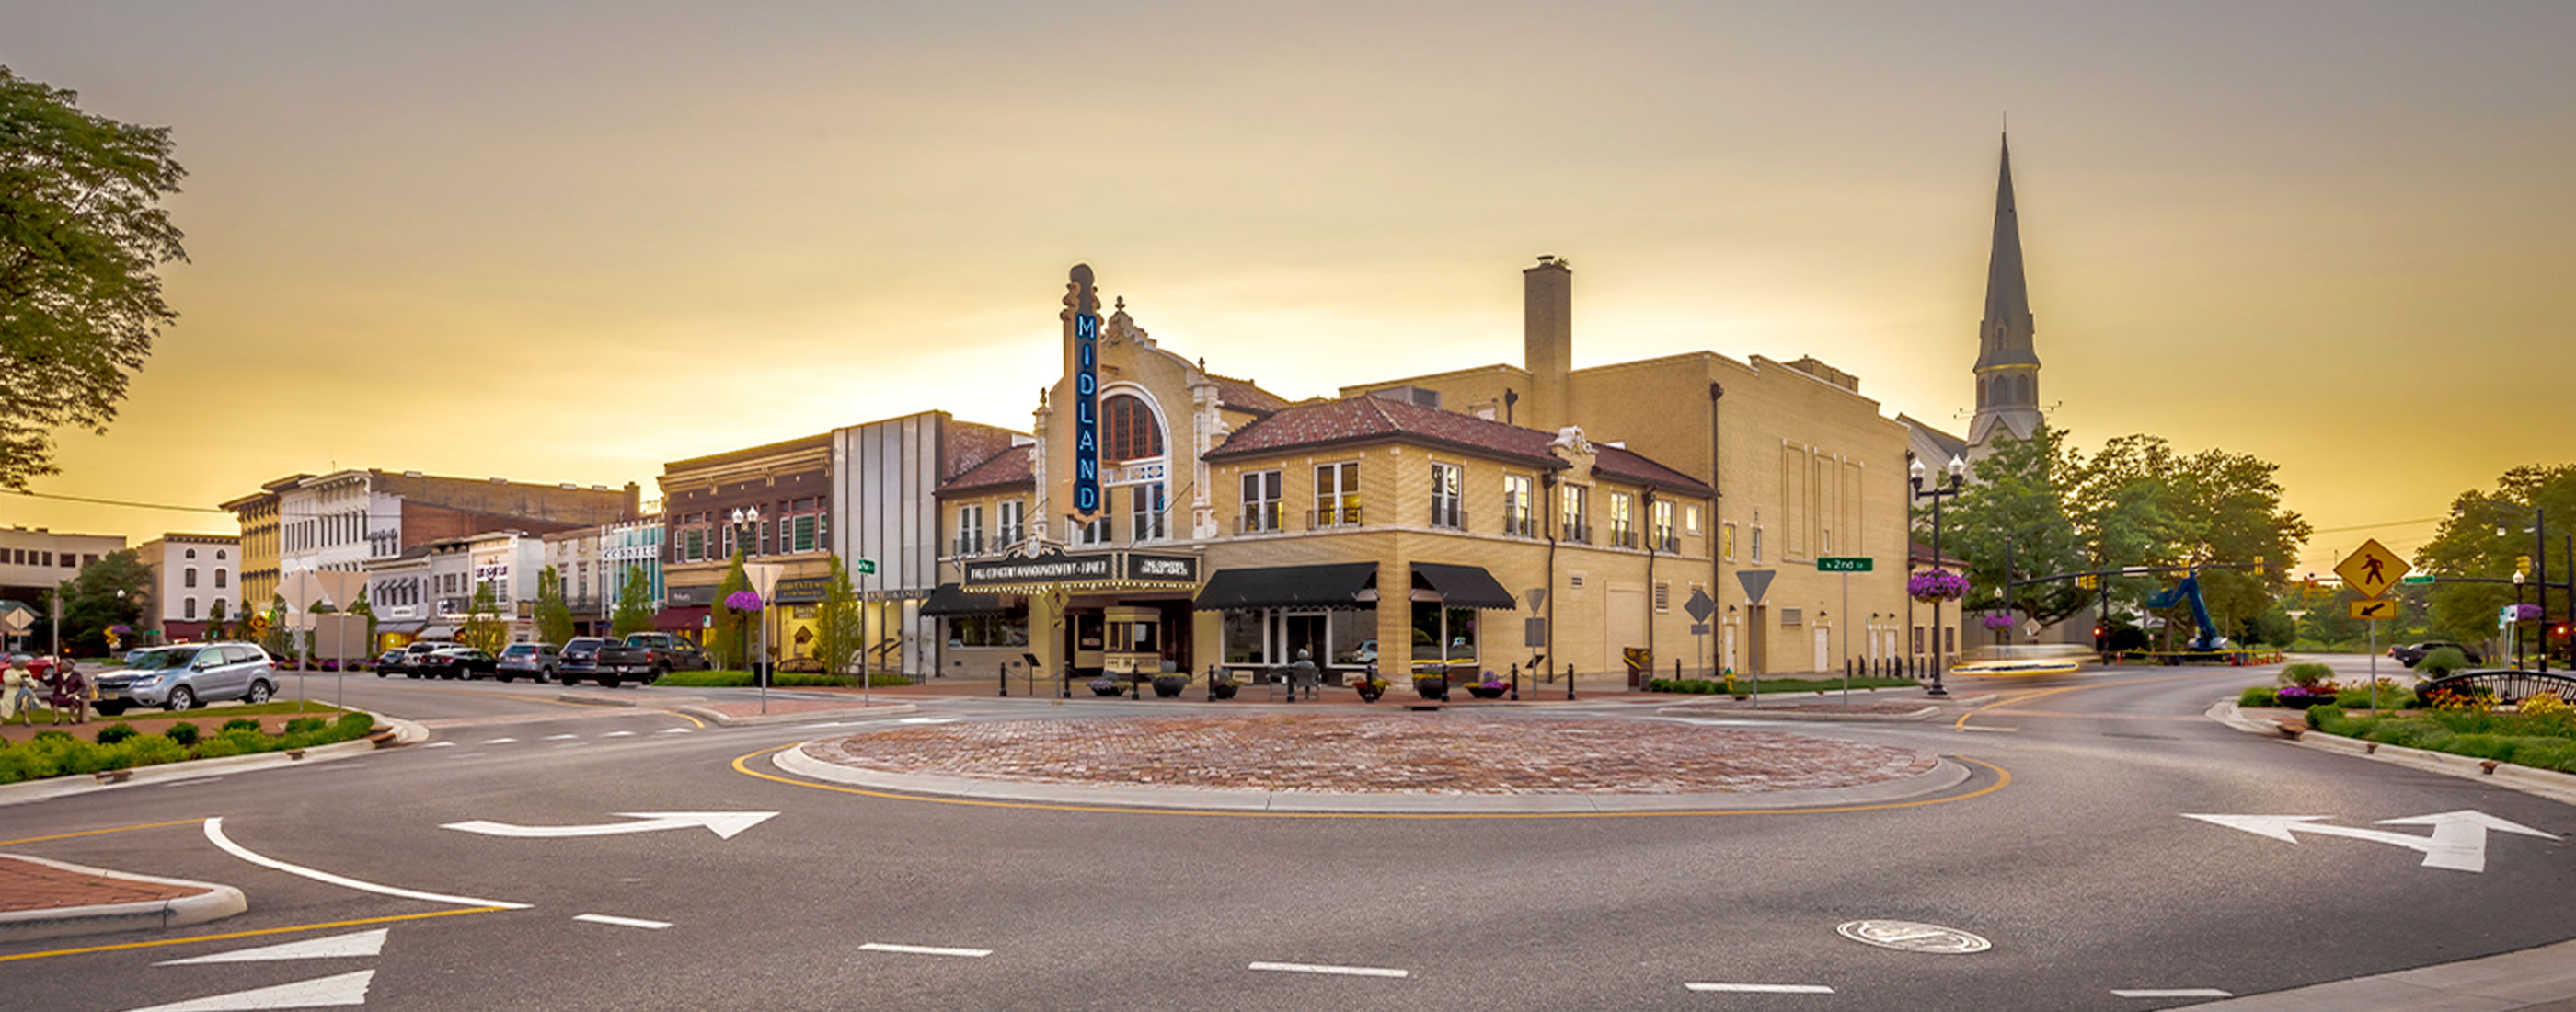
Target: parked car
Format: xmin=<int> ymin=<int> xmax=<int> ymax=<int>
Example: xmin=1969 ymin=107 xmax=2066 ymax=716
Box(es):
xmin=2391 ymin=640 xmax=2485 ymax=669
xmin=391 ymin=639 xmax=462 ymax=679
xmin=374 ymin=649 xmax=408 ymax=676
xmin=414 ymin=647 xmax=497 ymax=680
xmin=491 ymin=643 xmax=560 ymax=683
xmin=621 ymin=632 xmax=710 ymax=675
xmin=559 ymin=636 xmax=656 ymax=688
xmin=92 ymin=642 xmax=276 ymax=714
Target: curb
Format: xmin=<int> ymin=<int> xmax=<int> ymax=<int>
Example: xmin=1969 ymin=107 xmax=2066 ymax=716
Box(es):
xmin=555 ymin=693 xmax=707 ymax=708
xmin=0 ymin=854 xmax=247 ymax=942
xmin=674 ymin=703 xmax=917 ymax=727
xmin=769 ymin=737 xmax=1972 ymax=813
xmin=2206 ymin=699 xmax=2576 ymax=808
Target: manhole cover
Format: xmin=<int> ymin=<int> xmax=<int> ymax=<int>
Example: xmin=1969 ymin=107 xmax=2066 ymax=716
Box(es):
xmin=1835 ymin=919 xmax=1992 ymax=954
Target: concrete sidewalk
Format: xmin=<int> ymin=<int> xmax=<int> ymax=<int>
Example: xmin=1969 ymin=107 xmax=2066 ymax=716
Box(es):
xmin=0 ymin=854 xmax=246 ymax=942
xmin=2182 ymin=937 xmax=2576 ymax=1010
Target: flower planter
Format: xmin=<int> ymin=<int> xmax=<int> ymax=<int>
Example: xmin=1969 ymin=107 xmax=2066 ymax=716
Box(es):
xmin=1466 ymin=684 xmax=1506 ymax=699
xmin=1089 ymin=681 xmax=1126 ymax=697
xmin=1413 ymin=677 xmax=1449 ymax=701
xmin=1151 ymin=676 xmax=1190 ymax=698
xmin=1209 ymin=682 xmax=1238 ymax=701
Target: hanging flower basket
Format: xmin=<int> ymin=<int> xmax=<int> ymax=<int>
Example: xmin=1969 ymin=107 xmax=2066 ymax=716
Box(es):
xmin=1980 ymin=613 xmax=2015 ymax=631
xmin=1908 ymin=570 xmax=1971 ymax=603
xmin=724 ymin=591 xmax=764 ymax=613
xmin=2514 ymin=604 xmax=2545 ymax=622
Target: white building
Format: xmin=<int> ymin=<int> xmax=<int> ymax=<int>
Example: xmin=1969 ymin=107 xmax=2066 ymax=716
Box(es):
xmin=136 ymin=534 xmax=239 ymax=642
xmin=1 ymin=526 xmax=125 ymax=603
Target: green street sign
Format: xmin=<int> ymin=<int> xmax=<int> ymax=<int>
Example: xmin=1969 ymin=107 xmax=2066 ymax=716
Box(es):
xmin=2398 ymin=574 xmax=2435 ymax=585
xmin=855 ymin=558 xmax=878 ymax=575
xmin=1815 ymin=557 xmax=1873 ymax=573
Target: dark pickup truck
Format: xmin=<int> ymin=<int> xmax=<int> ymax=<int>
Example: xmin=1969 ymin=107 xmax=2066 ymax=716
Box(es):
xmin=558 ymin=633 xmax=708 ymax=688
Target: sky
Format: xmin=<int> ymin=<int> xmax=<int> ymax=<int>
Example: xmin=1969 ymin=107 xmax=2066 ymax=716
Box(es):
xmin=4 ymin=1 xmax=2571 ymax=578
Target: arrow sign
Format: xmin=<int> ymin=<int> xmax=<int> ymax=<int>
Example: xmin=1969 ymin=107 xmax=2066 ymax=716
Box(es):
xmin=2184 ymin=811 xmax=2558 ymax=872
xmin=441 ymin=811 xmax=777 ymax=840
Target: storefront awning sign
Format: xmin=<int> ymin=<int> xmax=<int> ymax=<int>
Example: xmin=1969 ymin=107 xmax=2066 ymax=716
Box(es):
xmin=962 ymin=548 xmax=1202 ymax=592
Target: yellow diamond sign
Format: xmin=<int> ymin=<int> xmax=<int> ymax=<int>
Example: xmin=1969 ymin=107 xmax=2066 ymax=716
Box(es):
xmin=2335 ymin=538 xmax=2409 ymax=599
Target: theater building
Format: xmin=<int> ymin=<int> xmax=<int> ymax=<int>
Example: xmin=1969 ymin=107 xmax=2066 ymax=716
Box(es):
xmin=930 ymin=260 xmax=1918 ymax=686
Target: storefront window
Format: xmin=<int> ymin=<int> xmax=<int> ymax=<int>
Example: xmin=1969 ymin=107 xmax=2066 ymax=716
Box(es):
xmin=1503 ymin=474 xmax=1533 ymax=537
xmin=1328 ymin=612 xmax=1374 ymax=668
xmin=1409 ymin=602 xmax=1478 ymax=668
xmin=950 ymin=609 xmax=1029 ymax=648
xmin=1223 ymin=610 xmax=1268 ymax=665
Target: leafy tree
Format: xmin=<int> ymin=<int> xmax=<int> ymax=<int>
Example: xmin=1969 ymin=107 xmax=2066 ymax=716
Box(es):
xmin=2065 ymin=434 xmax=2307 ymax=648
xmin=610 ymin=565 xmax=655 ymax=638
xmin=204 ymin=597 xmax=228 ymax=640
xmin=259 ymin=597 xmax=291 ymax=658
xmin=2411 ymin=464 xmax=2576 ymax=653
xmin=0 ymin=67 xmax=190 ymax=489
xmin=349 ymin=591 xmax=377 ymax=655
xmin=459 ymin=581 xmax=507 ymax=654
xmin=535 ymin=565 xmax=575 ymax=645
xmin=812 ymin=556 xmax=864 ymax=677
xmin=707 ymin=550 xmax=752 ymax=670
xmin=47 ymin=548 xmax=149 ymax=653
xmin=1918 ymin=424 xmax=2089 ymax=631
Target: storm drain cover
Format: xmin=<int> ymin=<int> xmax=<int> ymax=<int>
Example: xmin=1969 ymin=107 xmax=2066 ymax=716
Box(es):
xmin=1835 ymin=920 xmax=1992 ymax=954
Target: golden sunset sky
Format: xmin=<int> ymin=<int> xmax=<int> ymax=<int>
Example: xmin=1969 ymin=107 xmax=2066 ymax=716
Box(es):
xmin=5 ymin=2 xmax=2571 ymax=577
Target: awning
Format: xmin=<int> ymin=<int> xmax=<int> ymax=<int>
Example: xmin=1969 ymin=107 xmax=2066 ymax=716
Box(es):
xmin=376 ymin=621 xmax=425 ymax=636
xmin=1194 ymin=563 xmax=1378 ymax=611
xmin=918 ymin=582 xmax=1009 ymax=617
xmin=653 ymin=605 xmax=710 ymax=631
xmin=418 ymin=624 xmax=459 ymax=639
xmin=1409 ymin=562 xmax=1517 ymax=609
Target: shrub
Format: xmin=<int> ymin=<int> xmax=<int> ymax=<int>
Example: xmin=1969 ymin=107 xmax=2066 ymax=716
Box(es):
xmin=2238 ymin=686 xmax=2280 ymax=707
xmin=2280 ymin=663 xmax=2336 ymax=688
xmin=164 ymin=721 xmax=200 ymax=746
xmin=123 ymin=735 xmax=186 ymax=768
xmin=2334 ymin=682 xmax=2413 ymax=709
xmin=32 ymin=730 xmax=71 ymax=742
xmin=94 ymin=722 xmax=139 ymax=745
xmin=2419 ymin=647 xmax=2470 ymax=677
xmin=283 ymin=717 xmax=327 ymax=735
xmin=337 ymin=712 xmax=375 ymax=733
xmin=2305 ymin=704 xmax=2344 ymax=730
xmin=222 ymin=718 xmax=261 ymax=734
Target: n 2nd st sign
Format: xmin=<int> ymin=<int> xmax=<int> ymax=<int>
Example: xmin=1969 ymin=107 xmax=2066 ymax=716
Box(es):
xmin=1815 ymin=557 xmax=1873 ymax=573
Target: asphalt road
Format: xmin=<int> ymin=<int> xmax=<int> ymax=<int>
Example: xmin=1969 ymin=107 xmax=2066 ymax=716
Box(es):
xmin=4 ymin=659 xmax=2570 ymax=1011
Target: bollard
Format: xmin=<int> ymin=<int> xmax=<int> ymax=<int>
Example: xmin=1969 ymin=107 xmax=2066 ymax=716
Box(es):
xmin=999 ymin=661 xmax=1009 ymax=697
xmin=1566 ymin=661 xmax=1577 ymax=701
xmin=1509 ymin=662 xmax=1521 ymax=702
xmin=1206 ymin=663 xmax=1221 ymax=702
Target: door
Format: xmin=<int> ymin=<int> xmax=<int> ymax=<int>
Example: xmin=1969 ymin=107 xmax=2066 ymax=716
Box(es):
xmin=1606 ymin=587 xmax=1647 ymax=681
xmin=1284 ymin=613 xmax=1328 ymax=671
xmin=1813 ymin=627 xmax=1831 ymax=673
xmin=1723 ymin=623 xmax=1738 ymax=676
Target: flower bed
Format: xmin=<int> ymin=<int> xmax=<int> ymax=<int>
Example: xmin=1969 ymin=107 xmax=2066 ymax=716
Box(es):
xmin=2306 ymin=701 xmax=2576 ymax=773
xmin=0 ymin=711 xmax=378 ymax=785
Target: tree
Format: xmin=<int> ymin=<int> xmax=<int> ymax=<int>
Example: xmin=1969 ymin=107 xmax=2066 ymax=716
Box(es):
xmin=1919 ymin=424 xmax=2090 ymax=631
xmin=535 ymin=565 xmax=575 ymax=645
xmin=459 ymin=581 xmax=506 ymax=654
xmin=204 ymin=597 xmax=228 ymax=640
xmin=0 ymin=67 xmax=190 ymax=489
xmin=349 ymin=591 xmax=378 ymax=655
xmin=47 ymin=548 xmax=148 ymax=654
xmin=812 ymin=556 xmax=864 ymax=677
xmin=2412 ymin=464 xmax=2576 ymax=652
xmin=2066 ymin=434 xmax=2308 ymax=646
xmin=259 ymin=597 xmax=291 ymax=659
xmin=707 ymin=550 xmax=752 ymax=670
xmin=610 ymin=565 xmax=655 ymax=638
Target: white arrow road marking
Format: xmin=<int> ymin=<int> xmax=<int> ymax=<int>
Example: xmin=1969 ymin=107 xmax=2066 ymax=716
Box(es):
xmin=2184 ymin=811 xmax=2559 ymax=872
xmin=205 ymin=818 xmax=528 ymax=908
xmin=157 ymin=928 xmax=387 ymax=965
xmin=541 ymin=733 xmax=579 ymax=740
xmin=2112 ymin=989 xmax=2233 ymax=998
xmin=572 ymin=914 xmax=672 ymax=930
xmin=1685 ymin=983 xmax=1835 ymax=994
xmin=659 ymin=728 xmax=691 ymax=733
xmin=440 ymin=811 xmax=778 ymax=840
xmin=1248 ymin=961 xmax=1408 ymax=978
xmin=114 ymin=969 xmax=374 ymax=1011
xmin=421 ymin=742 xmax=455 ymax=748
xmin=858 ymin=943 xmax=991 ymax=957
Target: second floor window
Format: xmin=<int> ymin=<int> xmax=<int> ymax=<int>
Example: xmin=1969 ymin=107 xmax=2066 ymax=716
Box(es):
xmin=997 ymin=500 xmax=1025 ymax=547
xmin=1652 ymin=500 xmax=1677 ymax=552
xmin=1609 ymin=492 xmax=1634 ymax=548
xmin=1241 ymin=470 xmax=1282 ymax=533
xmin=1315 ymin=462 xmax=1361 ymax=527
xmin=1130 ymin=483 xmax=1166 ymax=543
xmin=1430 ymin=463 xmax=1463 ymax=529
xmin=957 ymin=503 xmax=985 ymax=556
xmin=1560 ymin=485 xmax=1590 ymax=544
xmin=1072 ymin=513 xmax=1112 ymax=546
xmin=184 ymin=567 xmax=198 ymax=588
xmin=1502 ymin=474 xmax=1534 ymax=537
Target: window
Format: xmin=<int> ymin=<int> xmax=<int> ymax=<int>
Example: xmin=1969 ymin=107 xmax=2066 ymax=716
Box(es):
xmin=1502 ymin=475 xmax=1534 ymax=537
xmin=949 ymin=607 xmax=1029 ymax=648
xmin=1722 ymin=523 xmax=1736 ymax=561
xmin=997 ymin=500 xmax=1025 ymax=547
xmin=1314 ymin=462 xmax=1360 ymax=528
xmin=186 ymin=548 xmax=198 ymax=559
xmin=185 ymin=597 xmax=197 ymax=619
xmin=1686 ymin=505 xmax=1702 ymax=535
xmin=217 ymin=549 xmax=227 ymax=560
xmin=216 ymin=569 xmax=227 ymax=589
xmin=1222 ymin=610 xmax=1269 ymax=665
xmin=1652 ymin=500 xmax=1677 ymax=553
xmin=1430 ymin=463 xmax=1463 ymax=529
xmin=793 ymin=515 xmax=817 ymax=553
xmin=1101 ymin=395 xmax=1163 ymax=462
xmin=184 ymin=567 xmax=199 ymax=588
xmin=1781 ymin=607 xmax=1804 ymax=626
xmin=1559 ymin=485 xmax=1590 ymax=544
xmin=1609 ymin=492 xmax=1635 ymax=548
xmin=1751 ymin=526 xmax=1764 ymax=563
xmin=1072 ymin=513 xmax=1111 ymax=546
xmin=1241 ymin=470 xmax=1282 ymax=534
xmin=1129 ymin=483 xmax=1166 ymax=542
xmin=684 ymin=529 xmax=705 ymax=562
xmin=1410 ymin=601 xmax=1478 ymax=667
xmin=957 ymin=503 xmax=985 ymax=556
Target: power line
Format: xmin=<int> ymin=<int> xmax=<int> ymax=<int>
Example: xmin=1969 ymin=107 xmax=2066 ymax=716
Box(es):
xmin=2307 ymin=517 xmax=2444 ymax=535
xmin=6 ymin=489 xmax=230 ymax=513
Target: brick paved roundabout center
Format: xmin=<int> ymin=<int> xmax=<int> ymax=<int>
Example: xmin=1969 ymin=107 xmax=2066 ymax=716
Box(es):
xmin=781 ymin=715 xmax=1967 ymax=813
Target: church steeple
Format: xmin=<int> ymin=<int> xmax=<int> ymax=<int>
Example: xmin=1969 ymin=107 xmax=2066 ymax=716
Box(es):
xmin=1969 ymin=132 xmax=2042 ymax=446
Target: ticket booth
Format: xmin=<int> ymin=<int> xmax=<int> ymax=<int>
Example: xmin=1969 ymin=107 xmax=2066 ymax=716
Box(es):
xmin=1102 ymin=605 xmax=1165 ymax=676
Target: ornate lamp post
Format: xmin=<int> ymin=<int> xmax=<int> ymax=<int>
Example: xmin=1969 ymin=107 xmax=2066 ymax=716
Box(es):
xmin=730 ymin=505 xmax=765 ymax=678
xmin=1910 ymin=455 xmax=1968 ymax=697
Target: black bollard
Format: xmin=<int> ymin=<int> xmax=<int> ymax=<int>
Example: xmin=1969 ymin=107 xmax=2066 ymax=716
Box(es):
xmin=999 ymin=661 xmax=1009 ymax=697
xmin=1509 ymin=662 xmax=1520 ymax=702
xmin=1566 ymin=661 xmax=1577 ymax=701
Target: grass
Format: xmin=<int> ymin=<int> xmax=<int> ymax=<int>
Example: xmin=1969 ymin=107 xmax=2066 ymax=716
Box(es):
xmin=650 ymin=669 xmax=913 ymax=689
xmin=0 ymin=710 xmax=377 ymax=785
xmin=1650 ymin=675 xmax=1919 ymax=695
xmin=2307 ymin=704 xmax=2576 ymax=773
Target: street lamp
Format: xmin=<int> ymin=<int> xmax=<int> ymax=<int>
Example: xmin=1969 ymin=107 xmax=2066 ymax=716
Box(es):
xmin=1910 ymin=454 xmax=1967 ymax=697
xmin=730 ymin=506 xmax=765 ymax=680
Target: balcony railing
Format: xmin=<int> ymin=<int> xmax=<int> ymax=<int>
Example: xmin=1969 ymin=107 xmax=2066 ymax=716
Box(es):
xmin=1237 ymin=502 xmax=1282 ymax=535
xmin=1610 ymin=527 xmax=1638 ymax=549
xmin=1502 ymin=513 xmax=1535 ymax=538
xmin=1430 ymin=502 xmax=1466 ymax=530
xmin=1561 ymin=523 xmax=1592 ymax=545
xmin=1308 ymin=504 xmax=1363 ymax=529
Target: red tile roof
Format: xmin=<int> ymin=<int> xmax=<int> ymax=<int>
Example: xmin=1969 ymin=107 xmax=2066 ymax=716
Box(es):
xmin=938 ymin=445 xmax=1034 ymax=494
xmin=941 ymin=420 xmax=1024 ymax=483
xmin=1207 ymin=396 xmax=1713 ymax=497
xmin=1209 ymin=374 xmax=1291 ymax=417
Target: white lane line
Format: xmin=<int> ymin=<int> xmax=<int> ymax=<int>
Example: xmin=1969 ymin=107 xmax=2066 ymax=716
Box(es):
xmin=573 ymin=914 xmax=673 ymax=930
xmin=660 ymin=728 xmax=691 ymax=733
xmin=859 ymin=942 xmax=992 ymax=958
xmin=158 ymin=928 xmax=388 ymax=964
xmin=1685 ymin=983 xmax=1835 ymax=994
xmin=422 ymin=741 xmax=457 ymax=749
xmin=602 ymin=730 xmax=636 ymax=737
xmin=115 ymin=969 xmax=375 ymax=1012
xmin=541 ymin=733 xmax=580 ymax=740
xmin=1960 ymin=726 xmax=2020 ymax=733
xmin=2111 ymin=990 xmax=2233 ymax=999
xmin=1248 ymin=961 xmax=1408 ymax=978
xmin=202 ymin=817 xmax=530 ymax=909
xmin=161 ymin=777 xmax=225 ymax=788
xmin=481 ymin=737 xmax=518 ymax=744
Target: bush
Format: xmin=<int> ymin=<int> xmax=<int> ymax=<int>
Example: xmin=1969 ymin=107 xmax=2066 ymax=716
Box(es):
xmin=283 ymin=717 xmax=327 ymax=735
xmin=165 ymin=721 xmax=200 ymax=746
xmin=222 ymin=718 xmax=260 ymax=734
xmin=2334 ymin=682 xmax=2413 ymax=709
xmin=2419 ymin=647 xmax=2470 ymax=677
xmin=337 ymin=712 xmax=375 ymax=733
xmin=2280 ymin=663 xmax=2336 ymax=688
xmin=94 ymin=722 xmax=139 ymax=745
xmin=2306 ymin=704 xmax=2345 ymax=730
xmin=2238 ymin=686 xmax=2279 ymax=707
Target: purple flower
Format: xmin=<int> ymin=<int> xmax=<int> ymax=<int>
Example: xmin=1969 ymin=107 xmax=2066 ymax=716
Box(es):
xmin=1908 ymin=569 xmax=1971 ymax=602
xmin=724 ymin=590 xmax=764 ymax=613
xmin=1981 ymin=614 xmax=2015 ymax=630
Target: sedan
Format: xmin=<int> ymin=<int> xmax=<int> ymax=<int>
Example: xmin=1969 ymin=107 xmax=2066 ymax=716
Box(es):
xmin=491 ymin=643 xmax=560 ymax=683
xmin=374 ymin=649 xmax=408 ymax=677
xmin=414 ymin=648 xmax=497 ymax=680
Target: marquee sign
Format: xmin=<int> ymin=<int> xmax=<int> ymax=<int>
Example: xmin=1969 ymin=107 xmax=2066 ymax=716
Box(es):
xmin=1071 ymin=264 xmax=1102 ymax=517
xmin=961 ymin=548 xmax=1202 ymax=590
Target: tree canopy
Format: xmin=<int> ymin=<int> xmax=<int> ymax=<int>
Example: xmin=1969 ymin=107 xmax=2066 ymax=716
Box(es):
xmin=2411 ymin=464 xmax=2576 ymax=650
xmin=812 ymin=556 xmax=863 ymax=677
xmin=535 ymin=565 xmax=575 ymax=645
xmin=47 ymin=547 xmax=148 ymax=654
xmin=610 ymin=565 xmax=655 ymax=638
xmin=459 ymin=581 xmax=507 ymax=654
xmin=1 ymin=66 xmax=188 ymax=489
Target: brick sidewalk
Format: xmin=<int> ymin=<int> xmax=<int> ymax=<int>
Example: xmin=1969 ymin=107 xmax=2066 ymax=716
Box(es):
xmin=0 ymin=856 xmax=206 ymax=913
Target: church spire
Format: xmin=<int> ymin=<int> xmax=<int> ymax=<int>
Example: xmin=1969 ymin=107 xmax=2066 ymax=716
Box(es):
xmin=1970 ymin=132 xmax=2043 ymax=446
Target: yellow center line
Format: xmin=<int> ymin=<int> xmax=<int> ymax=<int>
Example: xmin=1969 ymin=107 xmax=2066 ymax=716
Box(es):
xmin=664 ymin=709 xmax=706 ymax=729
xmin=730 ymin=744 xmax=2012 ymax=821
xmin=1953 ymin=670 xmax=2256 ymax=730
xmin=1 ymin=818 xmax=202 ymax=847
xmin=0 ymin=906 xmax=511 ymax=964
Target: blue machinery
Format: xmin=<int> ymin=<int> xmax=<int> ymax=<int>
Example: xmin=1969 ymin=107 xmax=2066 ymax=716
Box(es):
xmin=2144 ymin=571 xmax=2231 ymax=652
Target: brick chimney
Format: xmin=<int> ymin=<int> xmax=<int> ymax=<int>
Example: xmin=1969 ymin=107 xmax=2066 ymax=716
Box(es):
xmin=1524 ymin=255 xmax=1572 ymax=432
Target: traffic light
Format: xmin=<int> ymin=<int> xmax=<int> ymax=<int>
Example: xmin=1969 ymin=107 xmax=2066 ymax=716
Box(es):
xmin=2517 ymin=556 xmax=2533 ymax=578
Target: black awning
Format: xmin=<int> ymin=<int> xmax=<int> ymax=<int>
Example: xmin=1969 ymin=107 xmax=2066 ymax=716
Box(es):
xmin=918 ymin=582 xmax=1010 ymax=617
xmin=1409 ymin=562 xmax=1517 ymax=609
xmin=1194 ymin=563 xmax=1378 ymax=611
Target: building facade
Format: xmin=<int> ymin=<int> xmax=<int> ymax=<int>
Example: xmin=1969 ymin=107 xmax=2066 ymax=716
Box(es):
xmin=136 ymin=534 xmax=239 ymax=643
xmin=657 ymin=434 xmax=834 ymax=664
xmin=829 ymin=410 xmax=1026 ymax=678
xmin=0 ymin=527 xmax=125 ymax=607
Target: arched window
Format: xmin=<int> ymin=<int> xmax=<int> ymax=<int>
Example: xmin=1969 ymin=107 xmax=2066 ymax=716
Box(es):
xmin=217 ymin=549 xmax=227 ymax=560
xmin=215 ymin=569 xmax=227 ymax=589
xmin=186 ymin=548 xmax=198 ymax=559
xmin=1101 ymin=394 xmax=1163 ymax=462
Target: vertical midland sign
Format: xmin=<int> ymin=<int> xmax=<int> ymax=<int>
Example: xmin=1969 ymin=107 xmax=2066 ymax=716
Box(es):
xmin=1071 ymin=265 xmax=1102 ymax=517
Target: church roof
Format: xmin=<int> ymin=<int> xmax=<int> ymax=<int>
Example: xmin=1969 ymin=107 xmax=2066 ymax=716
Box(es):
xmin=1974 ymin=134 xmax=2040 ymax=372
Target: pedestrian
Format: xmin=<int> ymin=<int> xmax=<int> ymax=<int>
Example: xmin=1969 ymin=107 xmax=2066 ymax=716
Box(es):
xmin=2 ymin=656 xmax=37 ymax=725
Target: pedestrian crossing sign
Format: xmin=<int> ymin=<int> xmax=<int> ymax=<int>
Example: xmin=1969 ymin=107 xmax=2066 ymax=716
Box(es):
xmin=2335 ymin=539 xmax=2409 ymax=599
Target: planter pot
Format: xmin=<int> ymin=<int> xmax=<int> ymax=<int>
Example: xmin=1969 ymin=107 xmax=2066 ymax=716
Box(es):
xmin=1466 ymin=684 xmax=1505 ymax=699
xmin=1152 ymin=676 xmax=1190 ymax=698
xmin=1090 ymin=684 xmax=1126 ymax=697
xmin=1413 ymin=677 xmax=1448 ymax=700
xmin=1210 ymin=682 xmax=1238 ymax=700
xmin=1355 ymin=685 xmax=1386 ymax=703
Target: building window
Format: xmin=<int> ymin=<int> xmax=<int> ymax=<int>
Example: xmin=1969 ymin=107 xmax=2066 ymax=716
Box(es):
xmin=957 ymin=503 xmax=985 ymax=557
xmin=1071 ymin=513 xmax=1111 ymax=546
xmin=1608 ymin=492 xmax=1635 ymax=548
xmin=1502 ymin=474 xmax=1534 ymax=537
xmin=1686 ymin=505 xmax=1702 ymax=535
xmin=1102 ymin=394 xmax=1163 ymax=462
xmin=185 ymin=597 xmax=197 ymax=619
xmin=1652 ymin=500 xmax=1677 ymax=553
xmin=1559 ymin=485 xmax=1590 ymax=544
xmin=792 ymin=515 xmax=817 ymax=553
xmin=684 ymin=529 xmax=705 ymax=562
xmin=949 ymin=607 xmax=1029 ymax=648
xmin=216 ymin=569 xmax=227 ymax=588
xmin=1751 ymin=526 xmax=1764 ymax=563
xmin=217 ymin=549 xmax=227 ymax=560
xmin=1129 ymin=483 xmax=1166 ymax=543
xmin=1429 ymin=463 xmax=1463 ymax=529
xmin=1722 ymin=523 xmax=1736 ymax=561
xmin=1241 ymin=470 xmax=1282 ymax=534
xmin=1314 ymin=462 xmax=1360 ymax=528
xmin=186 ymin=548 xmax=197 ymax=559
xmin=184 ymin=567 xmax=198 ymax=588
xmin=998 ymin=500 xmax=1025 ymax=548
xmin=1410 ymin=602 xmax=1478 ymax=668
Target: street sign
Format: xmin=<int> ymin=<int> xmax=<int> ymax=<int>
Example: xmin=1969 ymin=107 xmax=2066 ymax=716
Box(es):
xmin=2350 ymin=599 xmax=2399 ymax=621
xmin=744 ymin=562 xmax=785 ymax=603
xmin=2021 ymin=618 xmax=2041 ymax=638
xmin=1523 ymin=616 xmax=1547 ymax=648
xmin=1689 ymin=623 xmax=1710 ymax=635
xmin=278 ymin=570 xmax=327 ymax=612
xmin=1684 ymin=588 xmax=1717 ymax=623
xmin=1815 ymin=557 xmax=1873 ymax=573
xmin=313 ymin=614 xmax=369 ymax=658
xmin=2335 ymin=538 xmax=2409 ymax=599
xmin=2399 ymin=574 xmax=2436 ymax=585
xmin=854 ymin=558 xmax=878 ymax=576
xmin=1734 ymin=569 xmax=1776 ymax=606
xmin=0 ymin=608 xmax=29 ymax=634
xmin=314 ymin=571 xmax=369 ymax=610
xmin=1524 ymin=588 xmax=1548 ymax=614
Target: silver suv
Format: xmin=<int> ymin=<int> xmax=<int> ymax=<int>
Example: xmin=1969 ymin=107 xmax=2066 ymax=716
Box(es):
xmin=94 ymin=642 xmax=278 ymax=715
